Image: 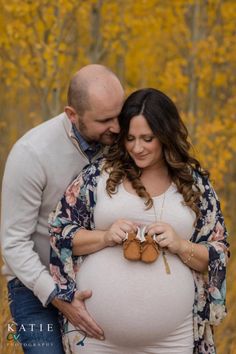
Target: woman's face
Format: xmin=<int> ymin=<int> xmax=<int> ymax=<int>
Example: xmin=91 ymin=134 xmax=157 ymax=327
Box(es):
xmin=124 ymin=115 xmax=163 ymax=170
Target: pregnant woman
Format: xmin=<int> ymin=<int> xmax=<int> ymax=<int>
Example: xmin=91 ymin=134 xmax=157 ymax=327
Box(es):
xmin=49 ymin=88 xmax=229 ymax=354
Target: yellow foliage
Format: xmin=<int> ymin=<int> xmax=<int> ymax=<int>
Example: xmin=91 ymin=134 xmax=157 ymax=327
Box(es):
xmin=0 ymin=0 xmax=236 ymax=352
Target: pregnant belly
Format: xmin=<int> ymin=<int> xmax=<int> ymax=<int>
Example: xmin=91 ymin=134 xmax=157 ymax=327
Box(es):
xmin=76 ymin=246 xmax=194 ymax=346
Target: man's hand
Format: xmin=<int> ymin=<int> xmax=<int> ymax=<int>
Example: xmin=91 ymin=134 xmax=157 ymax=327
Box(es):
xmin=52 ymin=289 xmax=104 ymax=339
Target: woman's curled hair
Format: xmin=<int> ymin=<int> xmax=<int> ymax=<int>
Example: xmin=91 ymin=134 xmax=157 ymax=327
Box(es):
xmin=104 ymin=88 xmax=209 ymax=220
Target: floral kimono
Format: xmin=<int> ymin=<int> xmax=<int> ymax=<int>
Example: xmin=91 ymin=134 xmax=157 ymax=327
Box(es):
xmin=49 ymin=158 xmax=229 ymax=354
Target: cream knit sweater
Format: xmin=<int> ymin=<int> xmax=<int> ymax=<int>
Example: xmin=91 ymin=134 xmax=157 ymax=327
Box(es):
xmin=1 ymin=113 xmax=102 ymax=306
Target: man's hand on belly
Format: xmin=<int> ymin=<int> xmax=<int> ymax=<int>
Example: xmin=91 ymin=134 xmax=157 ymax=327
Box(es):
xmin=52 ymin=289 xmax=105 ymax=340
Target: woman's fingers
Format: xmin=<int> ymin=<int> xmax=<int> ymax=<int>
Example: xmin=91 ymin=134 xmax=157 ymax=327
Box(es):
xmin=112 ymin=219 xmax=137 ymax=238
xmin=155 ymin=233 xmax=169 ymax=247
xmin=119 ymin=219 xmax=137 ymax=233
xmin=146 ymin=225 xmax=166 ymax=236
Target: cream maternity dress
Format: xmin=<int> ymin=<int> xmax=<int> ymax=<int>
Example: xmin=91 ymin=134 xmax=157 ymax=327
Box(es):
xmin=67 ymin=172 xmax=196 ymax=354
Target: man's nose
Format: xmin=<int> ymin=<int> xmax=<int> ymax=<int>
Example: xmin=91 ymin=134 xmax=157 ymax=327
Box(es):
xmin=109 ymin=118 xmax=120 ymax=133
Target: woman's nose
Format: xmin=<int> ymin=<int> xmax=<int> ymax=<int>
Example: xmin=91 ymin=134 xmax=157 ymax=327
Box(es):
xmin=132 ymin=140 xmax=144 ymax=153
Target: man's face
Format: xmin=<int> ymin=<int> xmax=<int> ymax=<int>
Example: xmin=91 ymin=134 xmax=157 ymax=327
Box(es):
xmin=74 ymin=83 xmax=124 ymax=145
xmin=78 ymin=108 xmax=120 ymax=146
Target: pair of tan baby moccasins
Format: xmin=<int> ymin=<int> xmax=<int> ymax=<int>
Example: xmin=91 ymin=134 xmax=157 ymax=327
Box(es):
xmin=123 ymin=226 xmax=160 ymax=263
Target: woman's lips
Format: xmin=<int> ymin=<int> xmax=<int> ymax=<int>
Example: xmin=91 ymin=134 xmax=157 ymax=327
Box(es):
xmin=133 ymin=154 xmax=148 ymax=159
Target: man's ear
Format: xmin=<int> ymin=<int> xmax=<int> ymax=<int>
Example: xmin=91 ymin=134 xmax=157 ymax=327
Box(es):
xmin=65 ymin=106 xmax=78 ymax=124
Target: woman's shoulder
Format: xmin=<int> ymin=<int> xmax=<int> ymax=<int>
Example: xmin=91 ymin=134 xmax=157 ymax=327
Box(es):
xmin=192 ymin=169 xmax=210 ymax=189
xmin=66 ymin=158 xmax=105 ymax=192
xmin=192 ymin=169 xmax=219 ymax=205
xmin=81 ymin=157 xmax=105 ymax=179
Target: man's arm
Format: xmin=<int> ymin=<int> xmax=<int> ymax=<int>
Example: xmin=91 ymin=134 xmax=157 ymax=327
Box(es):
xmin=1 ymin=142 xmax=104 ymax=338
xmin=1 ymin=142 xmax=56 ymax=305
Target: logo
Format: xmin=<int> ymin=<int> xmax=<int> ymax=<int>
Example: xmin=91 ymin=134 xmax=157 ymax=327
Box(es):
xmin=6 ymin=322 xmax=87 ymax=348
xmin=7 ymin=322 xmax=21 ymax=344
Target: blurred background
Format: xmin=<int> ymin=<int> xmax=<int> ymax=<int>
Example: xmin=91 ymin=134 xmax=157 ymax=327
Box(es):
xmin=0 ymin=0 xmax=235 ymax=353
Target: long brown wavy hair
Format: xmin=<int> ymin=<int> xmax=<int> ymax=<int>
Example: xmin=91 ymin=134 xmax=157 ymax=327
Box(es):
xmin=104 ymin=88 xmax=209 ymax=219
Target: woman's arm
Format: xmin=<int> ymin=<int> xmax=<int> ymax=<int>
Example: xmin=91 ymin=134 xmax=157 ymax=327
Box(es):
xmin=72 ymin=219 xmax=137 ymax=256
xmin=146 ymin=221 xmax=209 ymax=272
xmin=146 ymin=176 xmax=229 ymax=274
xmin=177 ymin=239 xmax=208 ymax=272
xmin=49 ymin=170 xmax=95 ymax=302
xmin=191 ymin=175 xmax=229 ymax=326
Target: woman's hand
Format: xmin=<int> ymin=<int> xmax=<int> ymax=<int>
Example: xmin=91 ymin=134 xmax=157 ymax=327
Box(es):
xmin=145 ymin=221 xmax=185 ymax=254
xmin=103 ymin=219 xmax=137 ymax=246
xmin=146 ymin=221 xmax=209 ymax=272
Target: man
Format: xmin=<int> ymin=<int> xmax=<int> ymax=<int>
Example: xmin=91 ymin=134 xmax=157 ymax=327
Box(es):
xmin=1 ymin=64 xmax=124 ymax=353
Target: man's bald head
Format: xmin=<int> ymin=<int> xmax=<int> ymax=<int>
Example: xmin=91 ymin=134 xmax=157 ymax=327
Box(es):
xmin=67 ymin=64 xmax=123 ymax=116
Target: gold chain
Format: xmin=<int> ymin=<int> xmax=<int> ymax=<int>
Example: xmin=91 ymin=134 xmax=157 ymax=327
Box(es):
xmin=152 ymin=191 xmax=171 ymax=274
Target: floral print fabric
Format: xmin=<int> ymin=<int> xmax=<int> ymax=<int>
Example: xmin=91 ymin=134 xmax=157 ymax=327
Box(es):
xmin=49 ymin=159 xmax=229 ymax=354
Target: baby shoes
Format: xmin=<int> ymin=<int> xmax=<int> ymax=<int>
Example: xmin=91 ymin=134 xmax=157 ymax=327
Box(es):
xmin=123 ymin=226 xmax=160 ymax=263
xmin=123 ymin=232 xmax=142 ymax=261
xmin=140 ymin=234 xmax=160 ymax=263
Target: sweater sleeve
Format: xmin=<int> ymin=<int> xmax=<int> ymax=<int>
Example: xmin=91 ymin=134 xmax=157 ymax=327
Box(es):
xmin=1 ymin=142 xmax=56 ymax=306
xmin=203 ymin=181 xmax=229 ymax=325
xmin=192 ymin=175 xmax=229 ymax=326
xmin=49 ymin=171 xmax=92 ymax=302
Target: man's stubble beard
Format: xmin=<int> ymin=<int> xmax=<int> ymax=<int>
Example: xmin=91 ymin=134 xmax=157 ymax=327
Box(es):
xmin=77 ymin=118 xmax=94 ymax=143
xmin=100 ymin=133 xmax=118 ymax=146
xmin=78 ymin=117 xmax=117 ymax=145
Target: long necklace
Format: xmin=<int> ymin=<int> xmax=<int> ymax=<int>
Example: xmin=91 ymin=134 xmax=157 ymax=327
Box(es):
xmin=153 ymin=192 xmax=171 ymax=274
